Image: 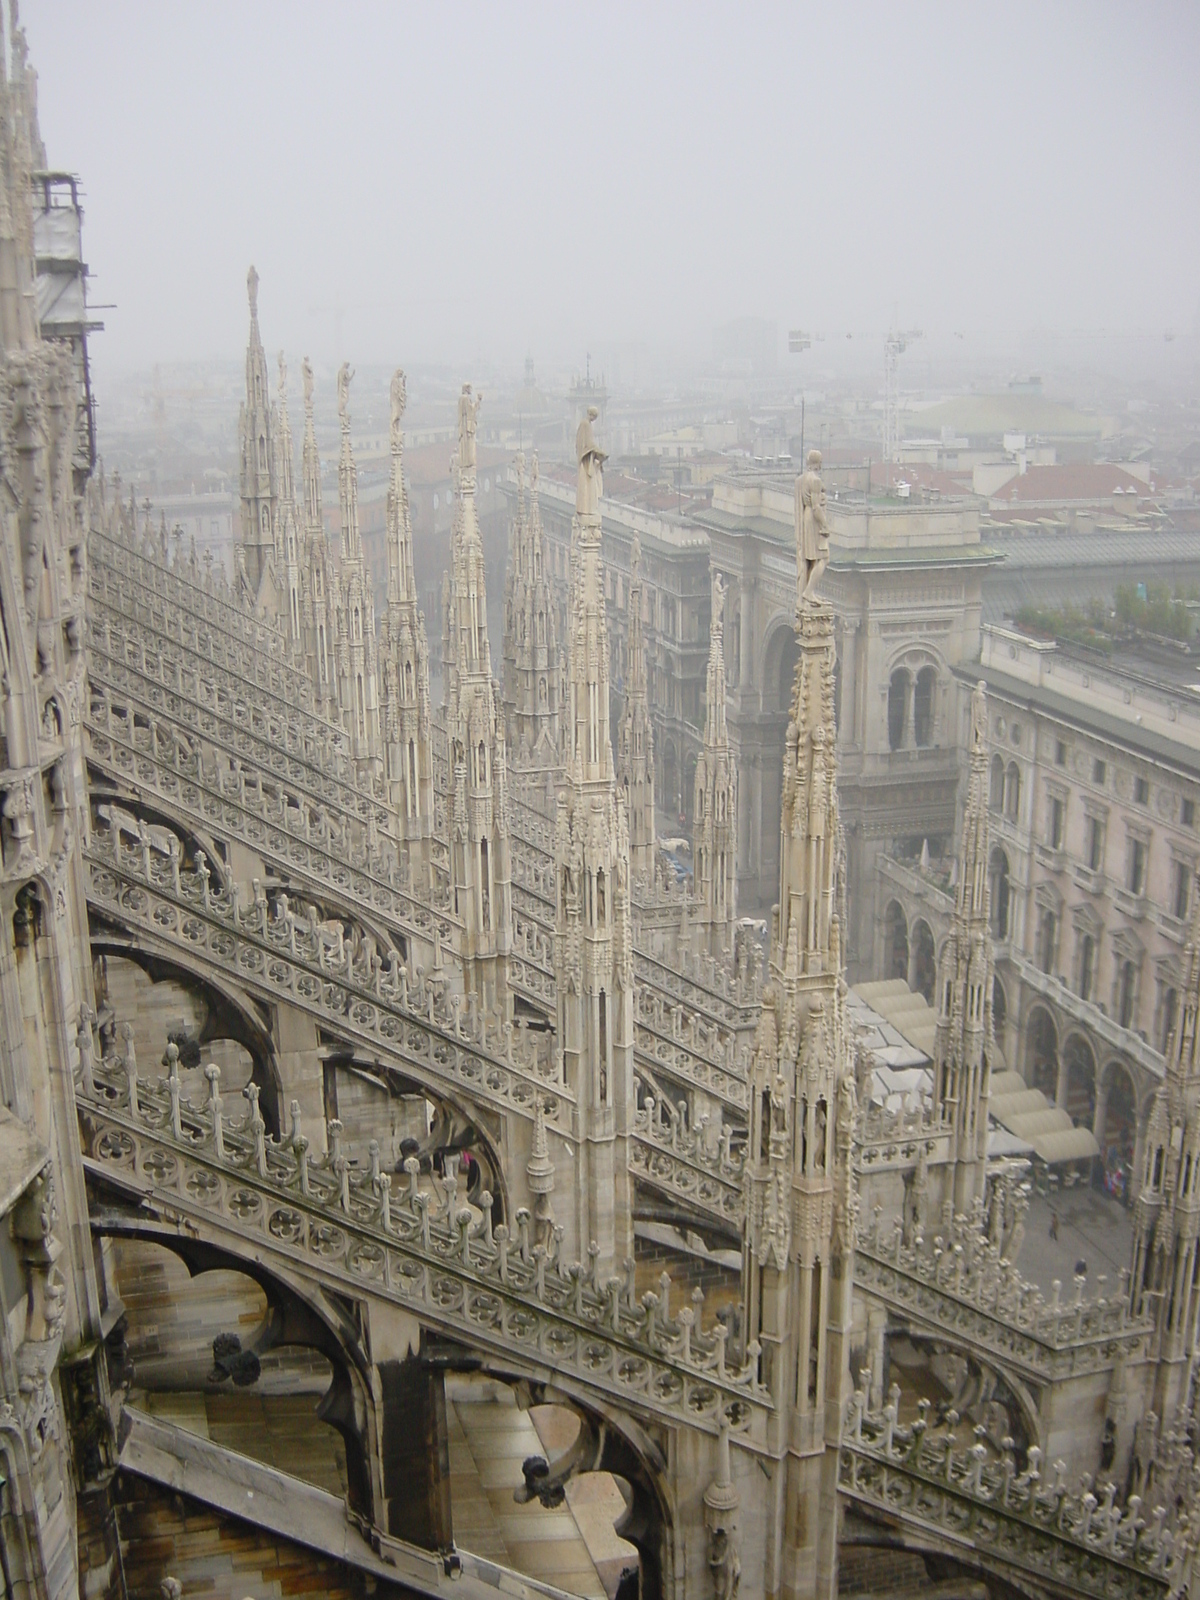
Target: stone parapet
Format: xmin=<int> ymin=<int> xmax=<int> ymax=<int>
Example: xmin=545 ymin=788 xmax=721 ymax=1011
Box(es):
xmin=78 ymin=1029 xmax=770 ymax=1440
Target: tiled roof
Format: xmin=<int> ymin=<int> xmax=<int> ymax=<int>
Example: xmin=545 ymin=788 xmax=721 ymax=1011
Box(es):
xmin=991 ymin=464 xmax=1152 ymax=505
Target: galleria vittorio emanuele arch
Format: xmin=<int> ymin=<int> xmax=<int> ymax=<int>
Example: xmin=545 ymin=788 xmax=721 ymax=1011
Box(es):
xmin=3 ymin=17 xmax=1200 ymax=1600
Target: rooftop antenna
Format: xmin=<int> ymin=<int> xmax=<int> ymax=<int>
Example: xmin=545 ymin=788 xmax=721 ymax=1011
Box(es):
xmin=883 ymin=323 xmax=922 ymax=465
xmin=789 ymin=329 xmax=810 ymax=465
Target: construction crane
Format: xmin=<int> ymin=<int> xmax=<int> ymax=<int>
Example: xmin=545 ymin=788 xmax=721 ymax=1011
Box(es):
xmin=883 ymin=326 xmax=922 ymax=464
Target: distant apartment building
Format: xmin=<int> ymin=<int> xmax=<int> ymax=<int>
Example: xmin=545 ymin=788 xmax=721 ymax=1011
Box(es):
xmin=876 ymin=620 xmax=1199 ymax=1205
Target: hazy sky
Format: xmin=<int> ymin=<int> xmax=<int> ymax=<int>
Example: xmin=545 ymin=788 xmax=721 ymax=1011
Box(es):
xmin=24 ymin=2 xmax=1200 ymax=378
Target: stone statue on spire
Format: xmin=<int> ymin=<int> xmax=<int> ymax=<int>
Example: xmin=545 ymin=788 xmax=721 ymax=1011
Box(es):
xmin=796 ymin=448 xmax=829 ymax=605
xmin=247 ymin=264 xmax=259 ymax=318
xmin=458 ymin=384 xmax=481 ymax=472
xmin=302 ymin=356 xmax=314 ymax=411
xmin=971 ymin=677 xmax=988 ymax=752
xmin=337 ymin=362 xmax=353 ymax=430
xmin=390 ymin=369 xmax=407 ymax=449
xmin=576 ymin=405 xmax=606 ymax=518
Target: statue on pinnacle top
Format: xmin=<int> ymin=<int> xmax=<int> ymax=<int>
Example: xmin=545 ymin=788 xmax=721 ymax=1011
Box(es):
xmin=247 ymin=264 xmax=259 ymax=317
xmin=712 ymin=570 xmax=726 ymax=630
xmin=796 ymin=448 xmax=829 ymax=606
xmin=337 ymin=362 xmax=354 ymax=429
xmin=390 ymin=369 xmax=407 ymax=449
xmin=971 ymin=679 xmax=988 ymax=752
xmin=576 ymin=405 xmax=606 ymax=519
xmin=302 ymin=356 xmax=314 ymax=410
xmin=458 ymin=384 xmax=482 ymax=474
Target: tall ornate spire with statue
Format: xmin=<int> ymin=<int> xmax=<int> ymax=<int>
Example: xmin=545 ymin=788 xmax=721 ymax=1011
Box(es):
xmin=274 ymin=352 xmax=303 ymax=645
xmin=932 ymin=679 xmax=996 ymax=1211
xmin=297 ymin=356 xmax=341 ymax=714
xmin=692 ymin=571 xmax=738 ymax=957
xmin=333 ymin=363 xmax=381 ymax=771
xmin=236 ymin=265 xmax=280 ymax=605
xmin=553 ymin=405 xmax=635 ymax=1273
xmin=502 ymin=450 xmax=560 ymax=770
xmin=1130 ymin=858 xmax=1200 ymax=1418
xmin=379 ymin=369 xmax=434 ymax=875
xmin=617 ymin=533 xmax=656 ymax=886
xmin=740 ymin=447 xmax=855 ymax=1599
xmin=442 ymin=385 xmax=513 ymax=1014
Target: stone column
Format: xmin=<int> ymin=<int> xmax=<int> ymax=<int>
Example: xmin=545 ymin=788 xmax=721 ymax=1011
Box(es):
xmin=1055 ymin=1045 xmax=1069 ymax=1112
xmin=276 ymin=1005 xmax=328 ymax=1155
xmin=739 ymin=581 xmax=753 ymax=692
xmin=376 ymin=1353 xmax=453 ymax=1552
xmin=867 ymin=1302 xmax=887 ymax=1409
xmin=1092 ymin=1079 xmax=1110 ymax=1150
xmin=750 ymin=756 xmax=763 ymax=902
xmin=839 ymin=620 xmax=859 ymax=746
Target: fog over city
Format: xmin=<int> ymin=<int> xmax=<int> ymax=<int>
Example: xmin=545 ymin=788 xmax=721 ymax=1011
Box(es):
xmin=28 ymin=0 xmax=1200 ymax=380
xmin=7 ymin=8 xmax=1200 ymax=1600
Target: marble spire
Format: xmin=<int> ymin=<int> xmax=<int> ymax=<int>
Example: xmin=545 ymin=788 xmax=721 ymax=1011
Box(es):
xmin=1130 ymin=859 xmax=1200 ymax=1413
xmin=274 ymin=352 xmax=302 ymax=645
xmin=502 ymin=451 xmax=560 ymax=767
xmin=236 ymin=265 xmax=278 ymax=600
xmin=379 ymin=368 xmax=434 ymax=871
xmin=933 ymin=679 xmax=995 ymax=1210
xmin=333 ymin=362 xmax=381 ymax=769
xmin=692 ymin=572 xmax=737 ymax=956
xmin=442 ymin=384 xmax=512 ymax=1014
xmin=617 ymin=533 xmax=655 ymax=885
xmin=740 ymin=447 xmax=854 ymax=1597
xmin=553 ymin=405 xmax=634 ymax=1274
xmin=297 ymin=357 xmax=339 ymax=711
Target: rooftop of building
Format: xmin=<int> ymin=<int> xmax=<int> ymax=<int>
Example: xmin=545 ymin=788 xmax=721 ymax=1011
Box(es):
xmin=870 ymin=460 xmax=975 ymax=499
xmin=960 ymin=622 xmax=1200 ymax=778
xmin=981 ymin=521 xmax=1200 ymax=567
xmin=989 ymin=462 xmax=1159 ymax=507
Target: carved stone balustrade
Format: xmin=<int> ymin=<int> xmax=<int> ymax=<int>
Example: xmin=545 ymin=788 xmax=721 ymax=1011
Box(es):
xmin=634 ymin=949 xmax=761 ymax=1033
xmin=630 ymin=1089 xmax=745 ymax=1231
xmin=87 ymin=591 xmax=390 ymax=831
xmin=855 ymin=1099 xmax=952 ymax=1174
xmin=84 ymin=699 xmax=458 ymax=945
xmin=840 ymin=1383 xmax=1190 ymax=1600
xmin=633 ymin=1009 xmax=749 ymax=1116
xmin=85 ymin=827 xmax=569 ymax=1133
xmin=854 ymin=1207 xmax=1153 ymax=1385
xmin=91 ymin=529 xmax=326 ymax=730
xmin=76 ymin=1035 xmax=771 ymax=1440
